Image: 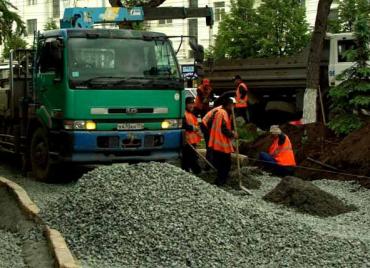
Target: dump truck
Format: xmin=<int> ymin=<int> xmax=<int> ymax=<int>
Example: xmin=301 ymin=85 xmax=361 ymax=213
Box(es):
xmin=205 ymin=32 xmax=361 ymax=128
xmin=0 ymin=6 xmax=212 ymax=180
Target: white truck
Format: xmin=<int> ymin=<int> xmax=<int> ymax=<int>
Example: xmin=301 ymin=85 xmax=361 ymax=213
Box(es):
xmin=204 ymin=32 xmax=364 ymax=127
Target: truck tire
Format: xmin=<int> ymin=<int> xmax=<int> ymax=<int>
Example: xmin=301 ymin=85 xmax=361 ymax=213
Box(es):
xmin=30 ymin=128 xmax=55 ymax=181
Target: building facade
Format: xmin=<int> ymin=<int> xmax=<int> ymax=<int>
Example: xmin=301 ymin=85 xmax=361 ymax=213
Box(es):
xmin=6 ymin=0 xmax=340 ymax=63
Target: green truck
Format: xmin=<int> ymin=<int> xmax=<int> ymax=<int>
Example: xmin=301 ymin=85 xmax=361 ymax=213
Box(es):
xmin=0 ymin=6 xmax=211 ymax=180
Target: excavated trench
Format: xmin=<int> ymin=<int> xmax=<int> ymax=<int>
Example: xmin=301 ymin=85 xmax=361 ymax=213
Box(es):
xmin=0 ymin=186 xmax=54 ymax=268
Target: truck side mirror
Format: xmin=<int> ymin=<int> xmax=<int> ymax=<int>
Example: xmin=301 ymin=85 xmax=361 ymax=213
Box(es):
xmin=194 ymin=45 xmax=204 ymax=63
xmin=189 ymin=38 xmax=204 ymax=63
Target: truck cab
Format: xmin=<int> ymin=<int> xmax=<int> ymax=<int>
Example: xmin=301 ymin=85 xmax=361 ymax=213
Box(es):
xmin=5 ymin=28 xmax=186 ymax=180
xmin=327 ymin=32 xmax=369 ymax=86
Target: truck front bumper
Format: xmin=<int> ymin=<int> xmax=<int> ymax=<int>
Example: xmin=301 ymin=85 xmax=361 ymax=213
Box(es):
xmin=58 ymin=129 xmax=183 ymax=162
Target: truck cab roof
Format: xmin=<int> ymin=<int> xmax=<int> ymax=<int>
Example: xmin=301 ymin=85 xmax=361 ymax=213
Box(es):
xmin=40 ymin=28 xmax=168 ymax=40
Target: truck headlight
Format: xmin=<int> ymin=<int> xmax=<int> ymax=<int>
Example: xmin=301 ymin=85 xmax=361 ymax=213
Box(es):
xmin=161 ymin=119 xmax=182 ymax=129
xmin=64 ymin=120 xmax=96 ymax=130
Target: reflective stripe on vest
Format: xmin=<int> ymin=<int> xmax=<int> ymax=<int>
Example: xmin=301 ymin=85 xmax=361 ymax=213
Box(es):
xmin=185 ymin=111 xmax=202 ymax=144
xmin=202 ymin=106 xmax=222 ymax=129
xmin=208 ymin=109 xmax=234 ymax=153
xmin=268 ymin=135 xmax=296 ymax=166
xmin=235 ymin=82 xmax=248 ymax=108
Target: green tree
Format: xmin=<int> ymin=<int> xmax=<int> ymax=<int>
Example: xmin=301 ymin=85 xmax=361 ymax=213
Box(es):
xmin=210 ymin=0 xmax=309 ymax=59
xmin=211 ymin=0 xmax=259 ymax=59
xmin=1 ymin=34 xmax=27 ymax=59
xmin=334 ymin=0 xmax=370 ymax=32
xmin=328 ymin=12 xmax=370 ymax=135
xmin=43 ymin=18 xmax=59 ymax=31
xmin=0 ymin=0 xmax=26 ymax=45
xmin=256 ymin=0 xmax=310 ymax=57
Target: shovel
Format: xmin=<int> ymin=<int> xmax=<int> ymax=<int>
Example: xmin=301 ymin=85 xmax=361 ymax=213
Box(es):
xmin=231 ymin=106 xmax=252 ymax=195
xmin=187 ymin=142 xmax=217 ymax=171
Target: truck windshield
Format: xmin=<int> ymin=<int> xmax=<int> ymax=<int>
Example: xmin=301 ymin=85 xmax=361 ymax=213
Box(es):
xmin=68 ymin=37 xmax=181 ymax=87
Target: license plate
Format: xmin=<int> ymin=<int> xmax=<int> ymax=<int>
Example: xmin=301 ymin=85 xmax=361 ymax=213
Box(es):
xmin=117 ymin=123 xmax=144 ymax=130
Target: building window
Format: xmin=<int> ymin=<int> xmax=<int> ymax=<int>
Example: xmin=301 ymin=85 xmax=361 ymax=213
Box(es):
xmin=158 ymin=19 xmax=173 ymax=25
xmin=53 ymin=0 xmax=60 ymax=18
xmin=26 ymin=19 xmax=37 ymax=36
xmin=189 ymin=0 xmax=198 ymax=8
xmin=214 ymin=2 xmax=225 ymax=22
xmin=27 ymin=0 xmax=37 ymax=5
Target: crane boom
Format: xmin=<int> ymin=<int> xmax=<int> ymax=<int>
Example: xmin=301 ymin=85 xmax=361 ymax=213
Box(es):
xmin=61 ymin=6 xmax=213 ymax=29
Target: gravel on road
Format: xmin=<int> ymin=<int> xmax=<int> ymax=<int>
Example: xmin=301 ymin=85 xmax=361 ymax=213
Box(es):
xmin=0 ymin=230 xmax=26 ymax=268
xmin=1 ymin=161 xmax=369 ymax=267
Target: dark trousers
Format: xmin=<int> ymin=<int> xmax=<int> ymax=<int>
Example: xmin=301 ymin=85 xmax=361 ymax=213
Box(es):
xmin=259 ymin=152 xmax=294 ymax=177
xmin=200 ymin=123 xmax=213 ymax=165
xmin=235 ymin=107 xmax=249 ymax=123
xmin=213 ymin=150 xmax=231 ymax=186
xmin=182 ymin=144 xmax=201 ymax=174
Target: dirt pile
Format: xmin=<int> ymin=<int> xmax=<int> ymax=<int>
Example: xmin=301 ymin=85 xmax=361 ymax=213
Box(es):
xmin=327 ymin=123 xmax=370 ymax=176
xmin=263 ymin=176 xmax=356 ymax=217
xmin=296 ymin=122 xmax=370 ymax=188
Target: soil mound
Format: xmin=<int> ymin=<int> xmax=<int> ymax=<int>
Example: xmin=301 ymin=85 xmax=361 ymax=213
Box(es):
xmin=295 ymin=123 xmax=370 ymax=188
xmin=328 ymin=123 xmax=370 ymax=176
xmin=263 ymin=176 xmax=355 ymax=217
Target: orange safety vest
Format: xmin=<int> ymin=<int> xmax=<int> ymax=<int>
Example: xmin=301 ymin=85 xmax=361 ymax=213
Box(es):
xmin=195 ymin=85 xmax=212 ymax=110
xmin=208 ymin=109 xmax=234 ymax=154
xmin=268 ymin=135 xmax=296 ymax=166
xmin=201 ymin=105 xmax=222 ymax=129
xmin=184 ymin=111 xmax=202 ymax=145
xmin=235 ymin=82 xmax=248 ymax=108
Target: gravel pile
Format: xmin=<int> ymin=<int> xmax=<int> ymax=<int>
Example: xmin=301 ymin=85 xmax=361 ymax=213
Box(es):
xmin=0 ymin=230 xmax=26 ymax=268
xmin=264 ymin=176 xmax=355 ymax=217
xmin=39 ymin=163 xmax=370 ymax=267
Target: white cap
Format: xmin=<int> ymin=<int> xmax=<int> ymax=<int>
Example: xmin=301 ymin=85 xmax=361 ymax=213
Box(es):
xmin=270 ymin=125 xmax=282 ymax=135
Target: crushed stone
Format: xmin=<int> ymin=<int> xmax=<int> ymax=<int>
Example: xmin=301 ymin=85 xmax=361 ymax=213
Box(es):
xmin=263 ymin=176 xmax=355 ymax=217
xmin=0 ymin=230 xmax=26 ymax=268
xmin=36 ymin=163 xmax=370 ymax=267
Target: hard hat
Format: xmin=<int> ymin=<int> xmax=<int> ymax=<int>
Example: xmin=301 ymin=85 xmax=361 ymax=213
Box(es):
xmin=270 ymin=125 xmax=282 ymax=135
xmin=202 ymin=78 xmax=210 ymax=86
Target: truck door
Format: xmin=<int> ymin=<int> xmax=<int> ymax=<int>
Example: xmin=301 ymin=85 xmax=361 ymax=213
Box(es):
xmin=35 ymin=37 xmax=65 ymax=124
xmin=329 ymin=38 xmax=357 ymax=86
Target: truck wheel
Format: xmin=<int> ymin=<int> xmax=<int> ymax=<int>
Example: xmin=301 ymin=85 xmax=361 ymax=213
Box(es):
xmin=30 ymin=128 xmax=54 ymax=181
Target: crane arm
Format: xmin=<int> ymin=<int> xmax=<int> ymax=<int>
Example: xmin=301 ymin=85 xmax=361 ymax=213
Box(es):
xmin=60 ymin=7 xmax=213 ymax=29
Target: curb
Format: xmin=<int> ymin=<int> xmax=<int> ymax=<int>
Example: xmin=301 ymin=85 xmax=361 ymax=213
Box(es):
xmin=0 ymin=176 xmax=79 ymax=268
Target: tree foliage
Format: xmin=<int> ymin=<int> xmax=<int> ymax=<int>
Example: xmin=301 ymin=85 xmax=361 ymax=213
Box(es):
xmin=211 ymin=0 xmax=259 ymax=59
xmin=330 ymin=0 xmax=370 ymax=33
xmin=43 ymin=18 xmax=59 ymax=31
xmin=256 ymin=0 xmax=310 ymax=57
xmin=328 ymin=11 xmax=370 ymax=135
xmin=1 ymin=34 xmax=27 ymax=59
xmin=211 ymin=0 xmax=309 ymax=59
xmin=0 ymin=0 xmax=26 ymax=45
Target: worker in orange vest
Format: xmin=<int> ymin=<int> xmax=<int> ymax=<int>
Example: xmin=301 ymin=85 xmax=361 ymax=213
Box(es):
xmin=200 ymin=105 xmax=222 ymax=167
xmin=234 ymin=75 xmax=249 ymax=123
xmin=195 ymin=78 xmax=214 ymax=117
xmin=259 ymin=125 xmax=296 ymax=176
xmin=182 ymin=97 xmax=202 ymax=174
xmin=208 ymin=97 xmax=238 ymax=186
